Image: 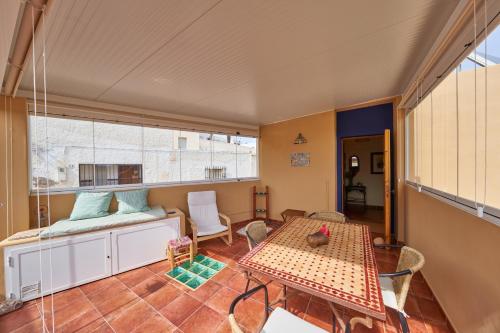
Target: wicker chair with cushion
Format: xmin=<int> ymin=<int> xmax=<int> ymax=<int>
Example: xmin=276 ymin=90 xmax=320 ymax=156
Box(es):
xmin=229 ymin=284 xmax=328 ymax=333
xmin=375 ymin=244 xmax=425 ymax=333
xmin=308 ymin=211 xmax=347 ymax=223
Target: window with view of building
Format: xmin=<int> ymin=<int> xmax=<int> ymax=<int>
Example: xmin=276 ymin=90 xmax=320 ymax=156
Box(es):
xmin=29 ymin=116 xmax=258 ymax=191
xmin=406 ymin=24 xmax=500 ymax=217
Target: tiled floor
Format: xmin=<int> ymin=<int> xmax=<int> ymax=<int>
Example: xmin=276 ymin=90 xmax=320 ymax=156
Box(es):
xmin=1 ymin=221 xmax=454 ymax=333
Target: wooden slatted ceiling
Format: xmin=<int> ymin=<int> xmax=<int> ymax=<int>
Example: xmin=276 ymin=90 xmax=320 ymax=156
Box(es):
xmin=20 ymin=0 xmax=459 ymax=125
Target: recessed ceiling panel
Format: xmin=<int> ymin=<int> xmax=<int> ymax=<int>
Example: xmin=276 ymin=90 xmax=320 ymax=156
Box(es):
xmin=20 ymin=0 xmax=459 ymax=124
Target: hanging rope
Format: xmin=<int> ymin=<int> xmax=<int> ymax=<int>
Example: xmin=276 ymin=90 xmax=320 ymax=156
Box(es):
xmin=482 ymin=0 xmax=488 ymax=212
xmin=3 ymin=96 xmax=9 ymax=239
xmin=41 ymin=6 xmax=56 ymax=331
xmin=473 ymin=0 xmax=479 ymax=211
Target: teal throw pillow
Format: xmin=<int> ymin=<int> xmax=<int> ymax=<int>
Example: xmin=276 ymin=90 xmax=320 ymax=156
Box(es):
xmin=115 ymin=189 xmax=151 ymax=214
xmin=69 ymin=192 xmax=113 ymax=221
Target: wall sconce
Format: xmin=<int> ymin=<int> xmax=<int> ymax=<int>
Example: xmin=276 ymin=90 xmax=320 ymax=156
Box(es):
xmin=294 ymin=133 xmax=307 ymax=144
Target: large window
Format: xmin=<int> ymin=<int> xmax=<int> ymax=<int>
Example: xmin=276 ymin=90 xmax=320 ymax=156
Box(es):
xmin=29 ymin=116 xmax=258 ymax=191
xmin=406 ymin=24 xmax=500 ymax=218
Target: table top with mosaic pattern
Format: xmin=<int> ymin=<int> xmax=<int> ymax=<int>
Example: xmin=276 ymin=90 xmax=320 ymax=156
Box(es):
xmin=238 ymin=217 xmax=386 ymax=320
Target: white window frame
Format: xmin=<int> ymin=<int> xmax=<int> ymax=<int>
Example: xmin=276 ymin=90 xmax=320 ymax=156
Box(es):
xmin=28 ymin=114 xmax=259 ymax=194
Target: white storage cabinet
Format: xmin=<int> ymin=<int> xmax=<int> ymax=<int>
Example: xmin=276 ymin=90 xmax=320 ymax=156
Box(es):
xmin=4 ymin=216 xmax=180 ymax=301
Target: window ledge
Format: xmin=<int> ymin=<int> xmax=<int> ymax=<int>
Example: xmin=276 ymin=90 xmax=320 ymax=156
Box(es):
xmin=30 ymin=178 xmax=260 ymax=196
xmin=405 ymin=181 xmax=500 ymax=227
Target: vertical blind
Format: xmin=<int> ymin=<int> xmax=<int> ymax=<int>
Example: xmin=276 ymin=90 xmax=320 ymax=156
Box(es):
xmin=406 ymin=15 xmax=500 ymax=219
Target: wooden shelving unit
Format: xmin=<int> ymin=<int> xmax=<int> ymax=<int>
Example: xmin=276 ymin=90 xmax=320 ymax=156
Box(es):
xmin=252 ymin=185 xmax=269 ymax=222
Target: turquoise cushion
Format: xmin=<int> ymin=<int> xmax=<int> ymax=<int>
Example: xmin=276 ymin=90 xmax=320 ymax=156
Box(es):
xmin=115 ymin=189 xmax=151 ymax=214
xmin=69 ymin=192 xmax=113 ymax=221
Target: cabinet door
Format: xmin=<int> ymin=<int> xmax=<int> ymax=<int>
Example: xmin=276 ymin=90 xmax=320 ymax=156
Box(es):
xmin=111 ymin=217 xmax=180 ymax=274
xmin=5 ymin=232 xmax=111 ymax=301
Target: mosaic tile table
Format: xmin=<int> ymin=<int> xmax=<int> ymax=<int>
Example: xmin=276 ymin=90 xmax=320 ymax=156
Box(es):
xmin=238 ymin=217 xmax=385 ymax=332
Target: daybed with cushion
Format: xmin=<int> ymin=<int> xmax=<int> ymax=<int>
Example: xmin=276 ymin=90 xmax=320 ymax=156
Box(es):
xmin=0 ymin=190 xmax=185 ymax=302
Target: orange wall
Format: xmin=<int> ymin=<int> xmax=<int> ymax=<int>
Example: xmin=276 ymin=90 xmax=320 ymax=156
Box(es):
xmin=405 ymin=186 xmax=500 ymax=333
xmin=259 ymin=112 xmax=336 ymax=219
xmin=0 ymin=96 xmax=30 ymax=241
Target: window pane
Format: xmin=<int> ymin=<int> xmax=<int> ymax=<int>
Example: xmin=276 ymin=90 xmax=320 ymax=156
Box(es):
xmin=418 ymin=95 xmax=432 ymax=187
xmin=485 ymin=27 xmax=500 ymax=209
xmin=212 ymin=134 xmax=236 ymax=180
xmin=180 ymin=131 xmax=212 ymax=182
xmin=93 ymin=122 xmax=143 ymax=186
xmin=237 ymin=136 xmax=258 ymax=178
xmin=457 ymin=57 xmax=477 ymax=202
xmin=431 ymin=70 xmax=457 ymax=195
xmin=143 ymin=127 xmax=180 ymax=183
xmin=407 ymin=110 xmax=416 ymax=182
xmin=30 ymin=116 xmax=94 ymax=189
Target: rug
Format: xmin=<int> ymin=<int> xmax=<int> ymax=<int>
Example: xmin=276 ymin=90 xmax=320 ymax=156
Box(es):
xmin=165 ymin=254 xmax=225 ymax=290
xmin=236 ymin=225 xmax=273 ymax=237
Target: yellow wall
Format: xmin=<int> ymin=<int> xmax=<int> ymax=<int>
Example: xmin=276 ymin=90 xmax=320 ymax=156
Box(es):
xmin=29 ymin=181 xmax=259 ymax=229
xmin=259 ymin=112 xmax=336 ymax=220
xmin=405 ymin=186 xmax=500 ymax=333
xmin=0 ymin=96 xmax=30 ymax=241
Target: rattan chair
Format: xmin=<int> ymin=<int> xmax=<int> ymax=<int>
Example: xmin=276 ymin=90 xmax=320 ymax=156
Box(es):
xmin=245 ymin=220 xmax=268 ymax=250
xmin=229 ymin=284 xmax=328 ymax=333
xmin=243 ymin=221 xmax=269 ymax=293
xmin=308 ymin=211 xmax=347 ymax=223
xmin=375 ymin=244 xmax=425 ymax=333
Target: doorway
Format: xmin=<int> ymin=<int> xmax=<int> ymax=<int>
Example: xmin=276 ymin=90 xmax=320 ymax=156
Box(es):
xmin=342 ymin=135 xmax=385 ymax=233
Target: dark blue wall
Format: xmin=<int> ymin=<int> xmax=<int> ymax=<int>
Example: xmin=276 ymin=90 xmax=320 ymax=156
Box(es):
xmin=336 ymin=103 xmax=393 ymax=212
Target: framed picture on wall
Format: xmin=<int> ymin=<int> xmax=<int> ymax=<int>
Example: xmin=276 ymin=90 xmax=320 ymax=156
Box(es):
xmin=370 ymin=152 xmax=384 ymax=174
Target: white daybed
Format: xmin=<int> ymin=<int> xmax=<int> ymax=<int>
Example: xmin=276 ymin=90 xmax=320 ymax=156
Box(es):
xmin=1 ymin=206 xmax=185 ymax=301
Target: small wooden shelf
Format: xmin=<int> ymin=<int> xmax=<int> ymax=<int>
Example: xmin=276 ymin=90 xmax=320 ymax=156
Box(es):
xmin=253 ymin=186 xmax=269 ymax=221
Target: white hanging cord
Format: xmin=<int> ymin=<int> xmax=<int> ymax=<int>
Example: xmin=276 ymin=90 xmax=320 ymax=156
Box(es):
xmin=30 ymin=4 xmax=47 ymax=329
xmin=8 ymin=98 xmax=13 ymax=237
xmin=3 ymin=96 xmax=9 ymax=238
xmin=41 ymin=7 xmax=56 ymax=331
xmin=473 ymin=0 xmax=479 ymax=211
xmin=482 ymin=0 xmax=488 ymax=212
xmin=455 ymin=66 xmax=459 ymax=198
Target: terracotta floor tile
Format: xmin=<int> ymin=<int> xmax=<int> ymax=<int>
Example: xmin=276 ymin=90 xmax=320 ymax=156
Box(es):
xmin=187 ymin=279 xmax=222 ymax=302
xmin=233 ymin=297 xmax=267 ymax=332
xmin=107 ymin=299 xmax=157 ymax=333
xmin=85 ymin=278 xmax=128 ymax=305
xmin=131 ymin=275 xmax=168 ymax=298
xmin=211 ymin=267 xmax=239 ymax=285
xmin=11 ymin=317 xmax=43 ymax=333
xmin=144 ymin=283 xmax=182 ymax=310
xmin=383 ymin=308 xmax=403 ymax=333
xmin=418 ymin=297 xmax=447 ymax=324
xmin=56 ymin=308 xmax=103 ymax=333
xmin=225 ymin=272 xmax=249 ymax=293
xmin=88 ymin=322 xmax=115 ymax=333
xmin=206 ymin=287 xmax=240 ymax=314
xmin=411 ymin=280 xmax=435 ymax=300
xmin=36 ymin=287 xmax=85 ymax=312
xmin=214 ymin=319 xmax=234 ymax=333
xmin=80 ymin=277 xmax=121 ymax=296
xmin=179 ymin=305 xmax=225 ymax=333
xmin=159 ymin=293 xmax=202 ymax=326
xmin=211 ymin=254 xmax=239 ymax=269
xmin=250 ymin=281 xmax=284 ymax=304
xmin=425 ymin=321 xmax=454 ymax=333
xmin=275 ymin=293 xmax=310 ymax=318
xmin=132 ymin=313 xmax=175 ymax=333
xmin=0 ymin=303 xmax=40 ymax=332
xmin=405 ymin=294 xmax=423 ymax=318
xmin=40 ymin=296 xmax=95 ymax=331
xmin=406 ymin=316 xmax=429 ymax=333
xmin=117 ymin=267 xmax=155 ymax=288
xmin=303 ymin=299 xmax=333 ymax=331
xmin=94 ymin=289 xmax=140 ymax=318
xmin=146 ymin=259 xmax=172 ymax=274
